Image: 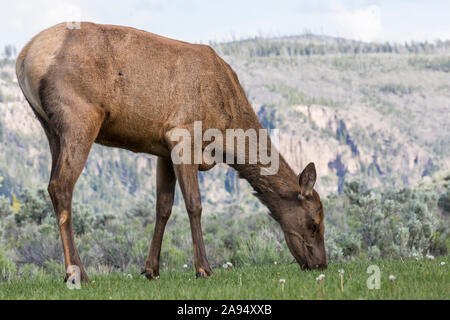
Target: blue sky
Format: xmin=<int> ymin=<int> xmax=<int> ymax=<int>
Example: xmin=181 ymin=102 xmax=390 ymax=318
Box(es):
xmin=1 ymin=0 xmax=450 ymax=50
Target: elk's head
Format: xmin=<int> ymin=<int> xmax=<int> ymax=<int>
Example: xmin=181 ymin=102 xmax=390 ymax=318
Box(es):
xmin=278 ymin=162 xmax=327 ymax=270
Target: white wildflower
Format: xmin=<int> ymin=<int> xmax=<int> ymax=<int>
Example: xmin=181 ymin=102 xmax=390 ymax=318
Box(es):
xmin=274 ymin=261 xmax=278 ymax=265
xmin=226 ymin=262 xmax=233 ymax=268
xmin=440 ymin=261 xmax=445 ymax=266
xmin=338 ymin=269 xmax=345 ymax=292
xmin=126 ymin=274 xmax=133 ymax=279
xmin=279 ymin=278 xmax=286 ymax=291
xmin=426 ymin=254 xmax=435 ymax=260
xmin=389 ymin=275 xmax=396 ymax=281
xmin=316 ymin=274 xmax=325 ymax=281
xmin=222 ymin=263 xmax=228 ymax=269
xmin=183 ymin=264 xmax=188 ymax=269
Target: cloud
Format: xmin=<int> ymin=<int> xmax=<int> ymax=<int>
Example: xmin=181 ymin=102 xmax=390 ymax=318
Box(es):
xmin=333 ymin=4 xmax=384 ymax=42
xmin=1 ymin=0 xmax=82 ymax=32
xmin=0 ymin=0 xmax=168 ymax=49
xmin=40 ymin=2 xmax=82 ymax=27
xmin=1 ymin=0 xmax=449 ymax=50
xmin=0 ymin=0 xmax=84 ymax=48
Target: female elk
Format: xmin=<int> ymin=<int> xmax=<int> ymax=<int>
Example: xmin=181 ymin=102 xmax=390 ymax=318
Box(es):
xmin=16 ymin=22 xmax=326 ymax=282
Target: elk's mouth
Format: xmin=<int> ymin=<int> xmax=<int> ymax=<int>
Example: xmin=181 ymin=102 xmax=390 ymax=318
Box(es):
xmin=284 ymin=231 xmax=311 ymax=267
xmin=284 ymin=231 xmax=326 ymax=270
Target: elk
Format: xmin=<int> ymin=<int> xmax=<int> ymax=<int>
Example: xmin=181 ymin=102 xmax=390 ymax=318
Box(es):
xmin=16 ymin=22 xmax=326 ymax=283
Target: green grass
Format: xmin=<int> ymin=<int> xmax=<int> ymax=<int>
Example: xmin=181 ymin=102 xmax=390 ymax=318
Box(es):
xmin=0 ymin=257 xmax=448 ymax=300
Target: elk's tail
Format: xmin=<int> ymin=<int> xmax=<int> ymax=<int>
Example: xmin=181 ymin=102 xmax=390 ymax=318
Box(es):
xmin=15 ymin=44 xmax=50 ymax=123
xmin=15 ymin=22 xmax=68 ymax=124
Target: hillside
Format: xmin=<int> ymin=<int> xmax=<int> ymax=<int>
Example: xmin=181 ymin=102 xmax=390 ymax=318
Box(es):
xmin=213 ymin=36 xmax=450 ymax=194
xmin=0 ymin=35 xmax=449 ymax=213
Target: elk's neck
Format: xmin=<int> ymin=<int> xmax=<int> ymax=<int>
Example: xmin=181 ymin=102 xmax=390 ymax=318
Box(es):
xmin=231 ymin=140 xmax=299 ymax=219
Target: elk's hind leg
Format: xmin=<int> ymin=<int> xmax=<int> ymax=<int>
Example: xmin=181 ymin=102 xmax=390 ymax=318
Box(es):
xmin=143 ymin=157 xmax=176 ymax=280
xmin=45 ymin=102 xmax=104 ymax=283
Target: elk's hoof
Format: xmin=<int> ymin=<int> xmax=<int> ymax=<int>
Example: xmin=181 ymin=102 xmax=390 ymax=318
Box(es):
xmin=141 ymin=268 xmax=159 ymax=280
xmin=196 ymin=268 xmax=213 ymax=278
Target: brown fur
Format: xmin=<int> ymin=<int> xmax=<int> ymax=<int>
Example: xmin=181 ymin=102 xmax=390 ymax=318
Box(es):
xmin=16 ymin=22 xmax=326 ymax=282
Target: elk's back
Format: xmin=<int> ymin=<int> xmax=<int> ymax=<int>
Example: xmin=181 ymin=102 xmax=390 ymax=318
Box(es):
xmin=16 ymin=22 xmax=259 ymax=156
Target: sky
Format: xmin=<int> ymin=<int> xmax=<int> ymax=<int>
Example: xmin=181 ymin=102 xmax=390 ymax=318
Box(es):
xmin=1 ymin=0 xmax=450 ymax=50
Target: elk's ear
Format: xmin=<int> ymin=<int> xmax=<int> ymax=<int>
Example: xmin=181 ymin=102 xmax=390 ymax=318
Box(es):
xmin=298 ymin=162 xmax=316 ymax=197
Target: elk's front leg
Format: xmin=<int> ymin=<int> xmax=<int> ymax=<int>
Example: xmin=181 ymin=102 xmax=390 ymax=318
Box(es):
xmin=175 ymin=163 xmax=213 ymax=278
xmin=164 ymin=130 xmax=214 ymax=278
xmin=143 ymin=157 xmax=176 ymax=280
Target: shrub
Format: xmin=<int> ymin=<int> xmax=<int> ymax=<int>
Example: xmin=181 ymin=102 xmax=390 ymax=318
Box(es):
xmin=0 ymin=180 xmax=447 ymax=276
xmin=0 ymin=246 xmax=16 ymax=280
xmin=14 ymin=225 xmax=63 ymax=268
xmin=438 ymin=188 xmax=450 ymax=214
xmin=235 ymin=227 xmax=291 ymax=266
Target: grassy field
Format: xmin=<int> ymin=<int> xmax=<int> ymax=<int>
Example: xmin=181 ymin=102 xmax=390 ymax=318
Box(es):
xmin=0 ymin=257 xmax=448 ymax=300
